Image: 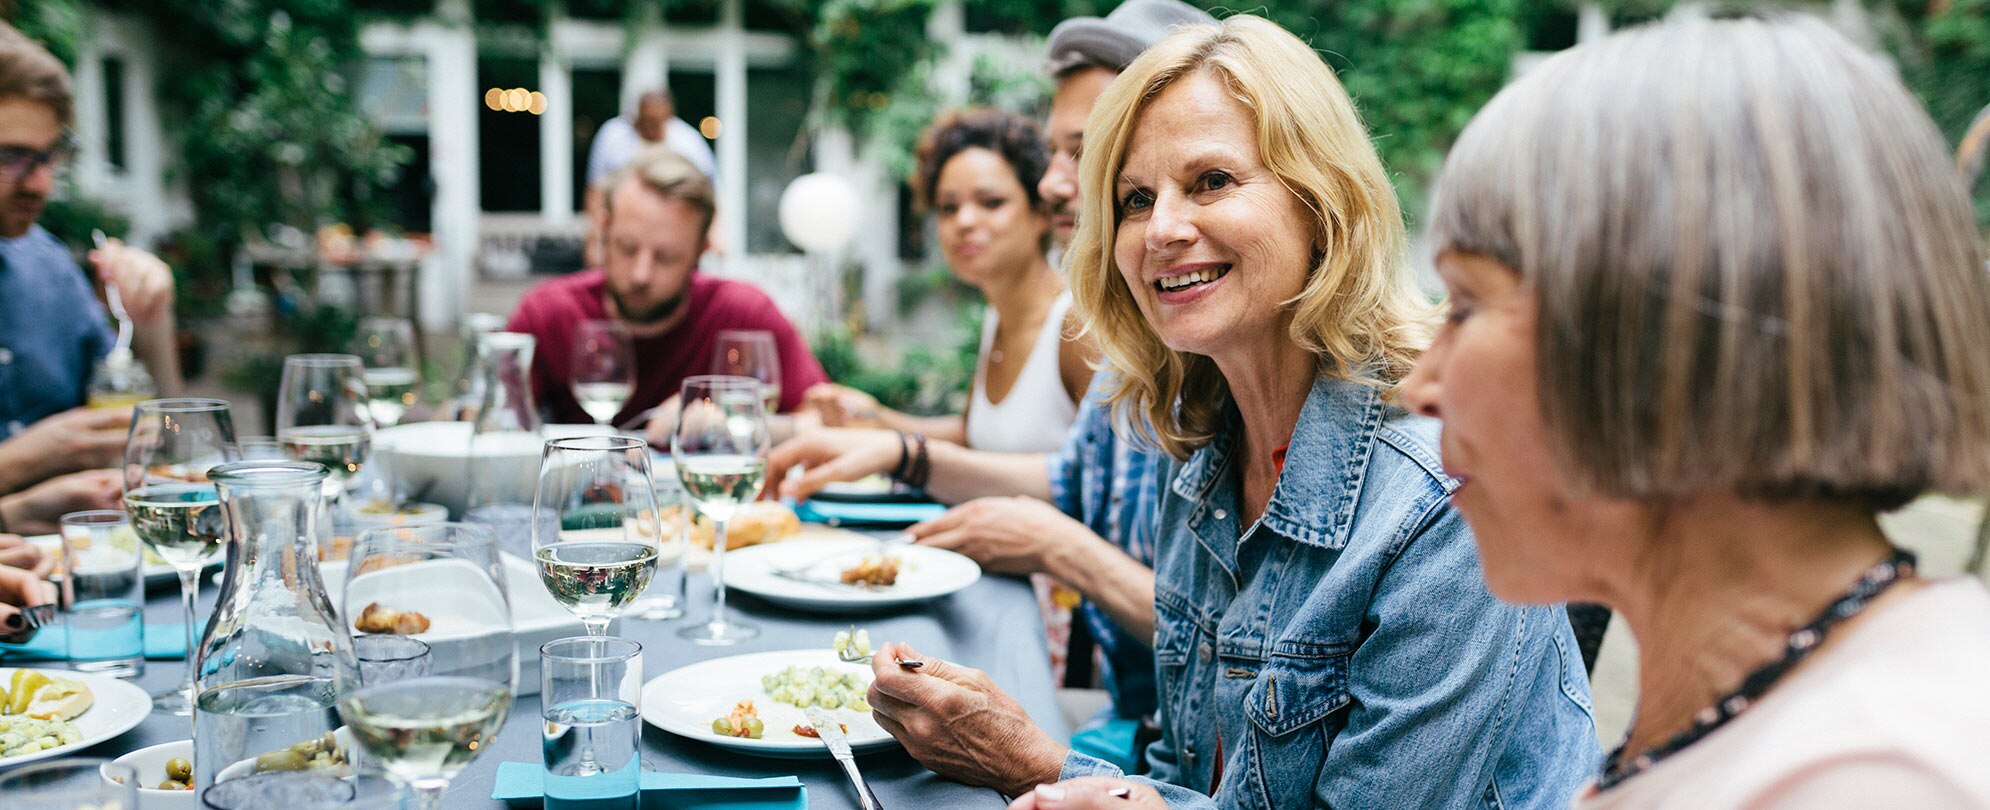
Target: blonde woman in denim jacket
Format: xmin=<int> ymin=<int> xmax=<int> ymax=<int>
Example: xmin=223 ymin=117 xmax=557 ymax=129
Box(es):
xmin=866 ymin=15 xmax=1599 ymax=810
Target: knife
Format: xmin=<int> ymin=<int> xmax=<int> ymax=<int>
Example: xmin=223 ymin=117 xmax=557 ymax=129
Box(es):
xmin=805 ymin=707 xmax=882 ymax=810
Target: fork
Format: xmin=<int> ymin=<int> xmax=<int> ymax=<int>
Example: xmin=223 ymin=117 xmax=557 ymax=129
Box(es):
xmin=767 ymin=533 xmax=916 ymax=580
xmin=91 ymin=230 xmax=134 ymax=356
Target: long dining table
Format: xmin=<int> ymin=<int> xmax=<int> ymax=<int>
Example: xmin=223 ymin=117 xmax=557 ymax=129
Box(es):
xmin=106 ymin=556 xmax=1067 ymax=809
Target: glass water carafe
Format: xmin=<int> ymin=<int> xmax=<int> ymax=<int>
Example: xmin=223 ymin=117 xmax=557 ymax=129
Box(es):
xmin=463 ymin=331 xmax=554 ymax=556
xmin=193 ymin=460 xmax=359 ymax=793
xmin=446 ymin=313 xmax=510 ymax=422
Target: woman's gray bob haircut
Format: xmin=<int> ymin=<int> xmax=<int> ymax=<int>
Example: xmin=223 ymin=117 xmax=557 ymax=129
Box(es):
xmin=1429 ymin=12 xmax=1990 ymax=510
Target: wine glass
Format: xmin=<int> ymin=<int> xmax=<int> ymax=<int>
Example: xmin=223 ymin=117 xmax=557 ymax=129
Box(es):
xmin=673 ymin=375 xmax=769 ymax=645
xmin=532 ymin=435 xmax=662 ymax=636
xmin=711 ymin=329 xmax=782 ymax=414
xmin=0 ymin=759 xmax=137 ymax=809
xmin=338 ymin=523 xmax=515 ymax=810
xmin=124 ymin=398 xmax=238 ymax=715
xmin=276 ymin=354 xmax=376 ymax=522
xmin=353 ymin=317 xmax=419 ymax=428
xmin=571 ymin=319 xmax=635 ymax=426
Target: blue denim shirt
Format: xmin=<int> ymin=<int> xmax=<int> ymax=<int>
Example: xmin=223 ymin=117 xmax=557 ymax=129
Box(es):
xmin=0 ymin=225 xmax=112 ymax=437
xmin=1048 ymin=372 xmax=1163 ymax=719
xmin=1061 ymin=377 xmax=1599 ymax=809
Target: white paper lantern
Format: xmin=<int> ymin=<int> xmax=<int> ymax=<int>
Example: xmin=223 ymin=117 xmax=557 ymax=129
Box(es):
xmin=778 ymin=173 xmax=863 ymax=253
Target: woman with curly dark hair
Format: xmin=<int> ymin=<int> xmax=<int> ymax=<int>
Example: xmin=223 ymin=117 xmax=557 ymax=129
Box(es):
xmin=808 ymin=109 xmax=1095 ymax=452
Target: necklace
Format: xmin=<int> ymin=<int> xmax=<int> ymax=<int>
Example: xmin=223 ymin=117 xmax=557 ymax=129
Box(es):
xmin=1596 ymin=548 xmax=1918 ymax=790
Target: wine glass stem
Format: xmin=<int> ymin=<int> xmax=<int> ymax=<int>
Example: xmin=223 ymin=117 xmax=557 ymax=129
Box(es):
xmin=711 ymin=518 xmax=730 ymax=627
xmin=583 ymin=616 xmax=610 ymax=636
xmin=177 ymin=567 xmax=199 ymax=728
xmin=411 ymin=777 xmax=450 ymax=810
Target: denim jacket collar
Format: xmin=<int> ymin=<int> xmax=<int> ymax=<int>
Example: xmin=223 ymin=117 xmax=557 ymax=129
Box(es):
xmin=1170 ymin=376 xmax=1386 ymax=553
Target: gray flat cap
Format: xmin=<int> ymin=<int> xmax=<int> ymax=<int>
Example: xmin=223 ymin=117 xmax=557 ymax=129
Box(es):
xmin=1045 ymin=0 xmax=1217 ymax=75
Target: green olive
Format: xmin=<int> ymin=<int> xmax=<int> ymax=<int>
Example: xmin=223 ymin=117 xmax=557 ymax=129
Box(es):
xmin=712 ymin=718 xmax=734 ymax=736
xmin=743 ymin=717 xmax=765 ymax=739
xmin=255 ymin=749 xmax=309 ymax=772
xmin=158 ymin=779 xmax=189 ymax=791
xmin=165 ymin=757 xmax=193 ymax=782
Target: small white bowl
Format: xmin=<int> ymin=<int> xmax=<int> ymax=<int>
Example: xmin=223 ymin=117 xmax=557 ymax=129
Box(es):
xmin=104 ymin=739 xmax=198 ymax=810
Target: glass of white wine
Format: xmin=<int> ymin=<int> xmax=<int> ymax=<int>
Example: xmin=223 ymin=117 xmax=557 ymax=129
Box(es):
xmin=353 ymin=316 xmax=420 ymax=428
xmin=275 ymin=353 xmax=376 ymax=522
xmin=123 ymin=397 xmax=239 ymax=715
xmin=571 ymin=319 xmax=635 ymax=426
xmin=710 ymin=329 xmax=782 ymax=415
xmin=672 ymin=375 xmax=769 ymax=645
xmin=338 ymin=522 xmax=515 ymax=810
xmin=532 ymin=435 xmax=662 ymax=637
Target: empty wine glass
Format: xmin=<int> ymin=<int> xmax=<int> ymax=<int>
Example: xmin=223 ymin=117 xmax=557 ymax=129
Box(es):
xmin=532 ymin=435 xmax=662 ymax=636
xmin=338 ymin=523 xmax=515 ymax=810
xmin=673 ymin=375 xmax=769 ymax=645
xmin=124 ymin=397 xmax=239 ymax=715
xmin=571 ymin=319 xmax=635 ymax=426
xmin=353 ymin=317 xmax=419 ymax=428
xmin=711 ymin=329 xmax=783 ymax=414
xmin=276 ymin=354 xmax=375 ymax=524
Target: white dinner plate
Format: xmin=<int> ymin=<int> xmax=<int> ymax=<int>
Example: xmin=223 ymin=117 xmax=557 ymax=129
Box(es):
xmin=722 ymin=538 xmax=980 ymax=613
xmin=26 ymin=534 xmax=216 ymax=588
xmin=640 ymin=649 xmax=896 ymax=759
xmin=0 ymin=667 xmax=150 ymax=769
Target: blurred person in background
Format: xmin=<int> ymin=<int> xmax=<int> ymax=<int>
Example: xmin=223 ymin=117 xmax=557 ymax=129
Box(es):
xmin=510 ymin=147 xmax=827 ymax=429
xmin=584 ymin=88 xmax=721 ymax=265
xmin=806 ymin=108 xmax=1092 ymax=452
xmin=0 ymin=24 xmax=176 ymax=512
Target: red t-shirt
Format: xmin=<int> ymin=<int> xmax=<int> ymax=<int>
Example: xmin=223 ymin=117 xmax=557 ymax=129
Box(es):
xmin=506 ymin=269 xmax=830 ymax=426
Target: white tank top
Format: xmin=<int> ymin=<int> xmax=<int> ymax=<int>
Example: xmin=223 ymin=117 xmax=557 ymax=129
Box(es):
xmin=965 ymin=292 xmax=1079 ymax=453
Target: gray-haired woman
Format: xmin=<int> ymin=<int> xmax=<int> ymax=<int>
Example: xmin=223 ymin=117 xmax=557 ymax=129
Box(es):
xmin=1400 ymin=12 xmax=1990 ymax=810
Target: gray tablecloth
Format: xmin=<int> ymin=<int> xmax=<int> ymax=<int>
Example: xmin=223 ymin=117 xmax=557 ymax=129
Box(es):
xmin=95 ymin=560 xmax=1066 ymax=809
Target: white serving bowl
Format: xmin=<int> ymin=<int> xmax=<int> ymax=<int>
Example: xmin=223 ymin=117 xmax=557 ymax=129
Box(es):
xmin=372 ymin=422 xmax=617 ymax=517
xmin=104 ymin=739 xmax=197 ymax=810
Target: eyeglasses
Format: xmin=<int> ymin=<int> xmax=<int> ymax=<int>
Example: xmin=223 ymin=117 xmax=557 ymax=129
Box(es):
xmin=0 ymin=131 xmax=75 ymax=184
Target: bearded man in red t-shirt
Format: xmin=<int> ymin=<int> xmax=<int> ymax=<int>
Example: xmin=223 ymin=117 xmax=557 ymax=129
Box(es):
xmin=506 ymin=147 xmax=828 ymax=432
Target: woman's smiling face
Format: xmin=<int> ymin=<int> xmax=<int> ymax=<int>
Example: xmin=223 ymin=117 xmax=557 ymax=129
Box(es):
xmin=1111 ymin=71 xmax=1317 ymax=365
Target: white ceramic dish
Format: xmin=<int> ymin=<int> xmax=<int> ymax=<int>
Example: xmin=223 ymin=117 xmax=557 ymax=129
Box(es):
xmin=211 ymin=726 xmax=356 ymax=784
xmin=27 ymin=533 xmax=217 ymax=588
xmin=320 ymin=551 xmax=585 ymax=696
xmin=722 ymin=538 xmax=980 ymax=613
xmin=104 ymin=738 xmax=197 ymax=809
xmin=371 ymin=422 xmax=617 ymax=517
xmin=0 ymin=667 xmax=150 ymax=769
xmin=640 ymin=649 xmax=897 ymax=759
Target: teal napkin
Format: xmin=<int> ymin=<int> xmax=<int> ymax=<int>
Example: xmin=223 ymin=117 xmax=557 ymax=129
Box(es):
xmin=0 ymin=623 xmax=185 ymax=661
xmin=491 ymin=762 xmax=806 ymax=809
xmin=794 ymin=499 xmax=946 ymax=529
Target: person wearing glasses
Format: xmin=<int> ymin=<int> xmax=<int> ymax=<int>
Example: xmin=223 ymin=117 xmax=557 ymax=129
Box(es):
xmin=0 ymin=25 xmax=180 ymax=502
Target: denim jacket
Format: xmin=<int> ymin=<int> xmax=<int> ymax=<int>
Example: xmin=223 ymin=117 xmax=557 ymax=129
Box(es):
xmin=1060 ymin=377 xmax=1599 ymax=809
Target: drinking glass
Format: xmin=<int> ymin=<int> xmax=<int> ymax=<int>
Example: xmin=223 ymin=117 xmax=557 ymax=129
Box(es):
xmin=338 ymin=523 xmax=516 ymax=810
xmin=352 ymin=634 xmax=433 ymax=683
xmin=541 ymin=637 xmax=643 ymax=810
xmin=0 ymin=759 xmax=136 ymax=809
xmin=275 ymin=354 xmax=376 ymax=523
xmin=672 ymin=375 xmax=769 ymax=644
xmin=626 ymin=486 xmax=688 ymax=622
xmin=353 ymin=317 xmax=419 ymax=428
xmin=571 ymin=319 xmax=635 ymax=426
xmin=235 ymin=435 xmax=290 ymax=460
xmin=532 ymin=436 xmax=661 ymax=636
xmin=60 ymin=510 xmax=145 ymax=678
xmin=124 ymin=397 xmax=238 ymax=715
xmin=200 ymin=772 xmax=355 ymax=809
xmin=710 ymin=329 xmax=782 ymax=414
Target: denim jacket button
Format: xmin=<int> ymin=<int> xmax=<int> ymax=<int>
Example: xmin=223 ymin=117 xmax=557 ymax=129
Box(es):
xmin=1198 ymin=641 xmax=1214 ymax=659
xmin=1213 ymin=508 xmax=1228 ymax=520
